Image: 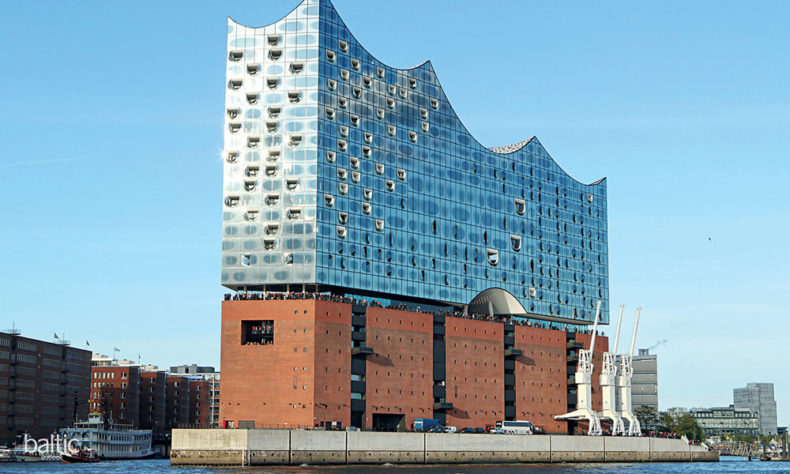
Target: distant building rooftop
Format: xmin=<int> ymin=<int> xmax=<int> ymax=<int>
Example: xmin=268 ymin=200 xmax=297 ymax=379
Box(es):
xmin=170 ymin=364 xmax=217 ymax=375
xmin=636 ymin=348 xmax=657 ymax=358
xmin=91 ymin=353 xmax=159 ymax=371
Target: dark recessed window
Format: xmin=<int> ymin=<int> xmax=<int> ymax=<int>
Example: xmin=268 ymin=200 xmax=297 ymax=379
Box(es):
xmin=242 ymin=320 xmax=274 ymax=345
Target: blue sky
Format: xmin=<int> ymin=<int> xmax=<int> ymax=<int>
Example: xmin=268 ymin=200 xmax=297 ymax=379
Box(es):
xmin=1 ymin=1 xmax=788 ymax=425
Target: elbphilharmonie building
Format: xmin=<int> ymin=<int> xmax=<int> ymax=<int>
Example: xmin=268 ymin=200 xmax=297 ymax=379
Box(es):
xmin=220 ymin=0 xmax=610 ymax=432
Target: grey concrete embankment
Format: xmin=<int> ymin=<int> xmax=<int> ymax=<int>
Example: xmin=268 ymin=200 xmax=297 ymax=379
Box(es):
xmin=603 ymin=436 xmax=651 ymax=462
xmin=170 ymin=429 xmax=718 ymax=466
xmin=291 ymin=430 xmax=346 ymax=464
xmin=347 ymin=431 xmax=424 ymax=464
xmin=425 ymin=432 xmax=550 ymax=463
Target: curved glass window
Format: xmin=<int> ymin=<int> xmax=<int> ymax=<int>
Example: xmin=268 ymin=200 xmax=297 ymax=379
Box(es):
xmin=486 ymin=249 xmax=499 ymax=266
xmin=511 ymin=235 xmax=522 ymax=251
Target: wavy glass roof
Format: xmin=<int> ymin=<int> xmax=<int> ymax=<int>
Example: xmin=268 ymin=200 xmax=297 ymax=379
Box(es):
xmin=317 ymin=0 xmax=604 ymax=186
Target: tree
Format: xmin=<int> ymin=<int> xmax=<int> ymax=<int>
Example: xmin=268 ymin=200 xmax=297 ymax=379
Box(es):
xmin=634 ymin=406 xmax=660 ymax=432
xmin=658 ymin=407 xmax=705 ymax=441
xmin=658 ymin=411 xmax=674 ymax=432
xmin=672 ymin=413 xmax=704 ymax=441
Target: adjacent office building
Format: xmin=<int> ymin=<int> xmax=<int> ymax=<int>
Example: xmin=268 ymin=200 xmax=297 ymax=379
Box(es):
xmin=165 ymin=374 xmax=214 ymax=430
xmin=90 ymin=365 xmax=141 ymax=427
xmin=0 ymin=331 xmax=91 ymax=441
xmin=171 ymin=365 xmax=221 ymax=428
xmin=170 ymin=364 xmax=215 ymax=376
xmin=140 ymin=370 xmax=167 ymax=437
xmin=220 ymin=0 xmax=609 ymax=432
xmin=690 ymin=406 xmax=760 ymax=437
xmin=734 ymin=383 xmax=777 ymax=435
xmin=90 ymin=358 xmax=214 ymax=434
xmin=631 ymin=348 xmax=658 ymax=411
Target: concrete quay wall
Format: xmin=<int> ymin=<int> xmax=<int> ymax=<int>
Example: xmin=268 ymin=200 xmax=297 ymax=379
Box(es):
xmin=171 ymin=429 xmax=718 ymax=466
xmin=425 ymin=432 xmax=550 ymax=463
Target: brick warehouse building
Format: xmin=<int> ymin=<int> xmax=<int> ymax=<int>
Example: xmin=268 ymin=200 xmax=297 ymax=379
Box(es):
xmin=0 ymin=331 xmax=91 ymax=441
xmin=140 ymin=371 xmax=167 ymax=436
xmin=170 ymin=364 xmax=221 ymax=429
xmin=220 ymin=0 xmax=610 ymax=433
xmin=221 ymin=299 xmax=608 ymax=432
xmin=90 ymin=365 xmax=141 ymax=426
xmin=90 ymin=365 xmax=213 ymax=434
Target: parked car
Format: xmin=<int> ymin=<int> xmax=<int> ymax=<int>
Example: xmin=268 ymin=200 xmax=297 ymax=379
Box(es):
xmin=459 ymin=427 xmax=476 ymax=433
xmin=428 ymin=425 xmax=445 ymax=433
xmin=443 ymin=426 xmax=457 ymax=433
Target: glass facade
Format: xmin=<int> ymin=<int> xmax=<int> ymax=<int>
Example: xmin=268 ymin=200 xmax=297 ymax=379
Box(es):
xmin=734 ymin=383 xmax=778 ymax=435
xmin=221 ymin=0 xmax=609 ymax=325
xmin=690 ymin=407 xmax=760 ymax=437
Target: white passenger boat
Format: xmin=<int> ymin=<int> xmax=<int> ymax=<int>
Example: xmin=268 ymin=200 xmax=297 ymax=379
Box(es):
xmin=60 ymin=413 xmax=154 ymax=460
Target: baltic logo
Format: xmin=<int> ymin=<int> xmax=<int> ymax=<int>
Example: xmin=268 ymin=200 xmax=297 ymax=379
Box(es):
xmin=22 ymin=434 xmax=79 ymax=459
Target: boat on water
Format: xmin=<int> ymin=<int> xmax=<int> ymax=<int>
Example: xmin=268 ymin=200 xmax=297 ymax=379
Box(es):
xmin=62 ymin=448 xmax=100 ymax=463
xmin=0 ymin=442 xmax=61 ymax=462
xmin=60 ymin=413 xmax=154 ymax=460
xmin=12 ymin=449 xmax=41 ymax=462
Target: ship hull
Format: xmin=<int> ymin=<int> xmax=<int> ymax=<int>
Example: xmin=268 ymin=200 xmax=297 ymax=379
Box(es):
xmin=61 ymin=454 xmax=100 ymax=463
xmin=14 ymin=455 xmax=42 ymax=462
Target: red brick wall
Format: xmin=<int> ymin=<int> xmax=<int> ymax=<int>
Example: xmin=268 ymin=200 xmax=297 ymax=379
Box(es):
xmin=139 ymin=371 xmax=166 ymax=435
xmin=165 ymin=376 xmax=190 ymax=428
xmin=188 ymin=379 xmax=212 ymax=427
xmin=90 ymin=366 xmax=139 ymax=427
xmin=513 ymin=326 xmax=567 ymax=433
xmin=364 ymin=308 xmax=433 ymax=429
xmin=221 ymin=300 xmax=322 ymax=429
xmin=219 ymin=299 xmax=612 ymax=434
xmin=0 ymin=336 xmax=90 ymax=442
xmin=445 ymin=318 xmax=504 ymax=429
xmin=313 ymin=301 xmax=352 ymax=428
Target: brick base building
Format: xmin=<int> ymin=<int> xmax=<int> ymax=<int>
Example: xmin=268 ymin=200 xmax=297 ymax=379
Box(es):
xmin=220 ymin=299 xmax=607 ymax=433
xmin=90 ymin=366 xmax=213 ymax=435
xmin=0 ymin=332 xmax=91 ymax=441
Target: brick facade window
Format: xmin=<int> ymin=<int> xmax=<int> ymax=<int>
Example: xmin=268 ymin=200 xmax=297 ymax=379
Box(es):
xmin=242 ymin=320 xmax=274 ymax=345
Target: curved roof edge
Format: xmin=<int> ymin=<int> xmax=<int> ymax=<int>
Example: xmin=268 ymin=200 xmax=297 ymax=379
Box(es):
xmin=530 ymin=137 xmax=607 ymax=187
xmin=318 ymin=0 xmax=433 ymax=71
xmin=322 ymin=1 xmax=606 ymax=187
xmin=229 ymin=0 xmax=606 ymax=189
xmin=226 ymin=0 xmax=305 ymax=30
xmin=488 ymin=137 xmax=535 ymax=154
xmin=315 ymin=2 xmax=534 ymax=161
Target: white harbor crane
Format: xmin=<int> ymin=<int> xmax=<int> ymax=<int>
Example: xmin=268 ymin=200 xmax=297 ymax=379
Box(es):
xmin=555 ymin=300 xmax=603 ymax=436
xmin=616 ymin=307 xmax=642 ymax=436
xmin=598 ymin=304 xmax=625 ymax=435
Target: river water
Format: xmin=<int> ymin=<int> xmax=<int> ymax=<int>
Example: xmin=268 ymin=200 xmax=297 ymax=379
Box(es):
xmin=0 ymin=456 xmax=785 ymax=472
